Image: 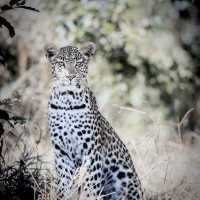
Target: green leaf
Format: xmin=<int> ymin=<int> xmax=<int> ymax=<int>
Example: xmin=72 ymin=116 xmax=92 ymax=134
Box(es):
xmin=1 ymin=5 xmax=12 ymax=11
xmin=9 ymin=0 xmax=25 ymax=6
xmin=17 ymin=6 xmax=39 ymax=12
xmin=0 ymin=109 xmax=9 ymax=121
xmin=10 ymin=116 xmax=28 ymax=124
xmin=0 ymin=123 xmax=4 ymax=137
xmin=9 ymin=0 xmax=19 ymax=6
xmin=0 ymin=16 xmax=15 ymax=37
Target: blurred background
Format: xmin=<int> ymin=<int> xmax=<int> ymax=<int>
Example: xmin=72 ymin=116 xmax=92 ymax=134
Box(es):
xmin=0 ymin=0 xmax=200 ymax=199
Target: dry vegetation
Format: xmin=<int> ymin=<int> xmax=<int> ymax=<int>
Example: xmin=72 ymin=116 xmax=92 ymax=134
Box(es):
xmin=1 ymin=92 xmax=200 ymax=200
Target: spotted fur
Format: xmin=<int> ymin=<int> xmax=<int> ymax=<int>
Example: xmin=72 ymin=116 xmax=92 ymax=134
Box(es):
xmin=46 ymin=43 xmax=144 ymax=200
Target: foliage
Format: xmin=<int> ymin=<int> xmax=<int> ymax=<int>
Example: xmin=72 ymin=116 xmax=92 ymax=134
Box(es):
xmin=0 ymin=0 xmax=39 ymax=82
xmin=43 ymin=0 xmax=200 ymax=129
xmin=0 ymin=0 xmax=46 ymax=192
xmin=0 ymin=0 xmax=39 ymax=38
xmin=0 ymin=99 xmax=50 ymax=200
xmin=0 ymin=152 xmax=44 ymax=200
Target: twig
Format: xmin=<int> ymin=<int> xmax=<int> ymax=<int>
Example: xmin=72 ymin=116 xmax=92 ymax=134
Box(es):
xmin=163 ymin=149 xmax=169 ymax=184
xmin=112 ymin=104 xmax=154 ymax=122
xmin=177 ymin=108 xmax=194 ymax=143
xmin=179 ymin=108 xmax=194 ymax=127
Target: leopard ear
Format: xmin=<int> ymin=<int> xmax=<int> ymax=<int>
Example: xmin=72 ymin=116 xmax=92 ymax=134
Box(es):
xmin=81 ymin=42 xmax=96 ymax=58
xmin=45 ymin=45 xmax=58 ymax=59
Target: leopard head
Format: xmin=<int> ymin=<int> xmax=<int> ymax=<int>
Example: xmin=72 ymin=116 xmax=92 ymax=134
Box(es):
xmin=45 ymin=43 xmax=96 ymax=83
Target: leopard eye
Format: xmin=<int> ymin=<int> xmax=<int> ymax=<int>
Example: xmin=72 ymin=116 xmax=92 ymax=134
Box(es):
xmin=55 ymin=55 xmax=65 ymax=62
xmin=55 ymin=62 xmax=65 ymax=69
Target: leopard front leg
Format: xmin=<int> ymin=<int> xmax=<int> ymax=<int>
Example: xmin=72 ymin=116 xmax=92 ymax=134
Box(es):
xmin=53 ymin=143 xmax=78 ymax=200
xmin=79 ymin=152 xmax=105 ymax=199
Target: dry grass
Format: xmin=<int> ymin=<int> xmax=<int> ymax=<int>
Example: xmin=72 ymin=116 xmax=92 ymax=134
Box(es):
xmin=1 ymin=114 xmax=200 ymax=199
xmin=29 ymin=127 xmax=200 ymax=200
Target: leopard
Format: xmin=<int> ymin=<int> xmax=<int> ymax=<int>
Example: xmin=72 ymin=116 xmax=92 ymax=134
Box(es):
xmin=46 ymin=43 xmax=145 ymax=200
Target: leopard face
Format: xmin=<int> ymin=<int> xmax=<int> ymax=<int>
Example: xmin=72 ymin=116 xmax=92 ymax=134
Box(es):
xmin=45 ymin=43 xmax=96 ymax=81
xmin=46 ymin=43 xmax=97 ymax=115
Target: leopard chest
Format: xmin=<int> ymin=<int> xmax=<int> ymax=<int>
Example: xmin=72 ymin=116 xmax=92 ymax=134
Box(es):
xmin=48 ymin=102 xmax=98 ymax=159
